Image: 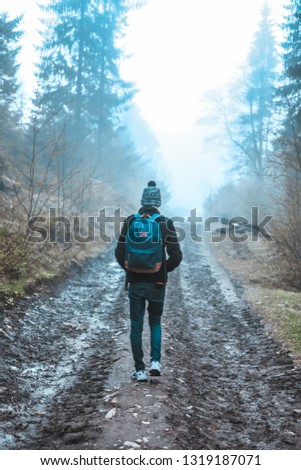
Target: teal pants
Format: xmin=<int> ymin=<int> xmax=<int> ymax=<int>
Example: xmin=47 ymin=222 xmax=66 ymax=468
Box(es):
xmin=128 ymin=282 xmax=166 ymax=371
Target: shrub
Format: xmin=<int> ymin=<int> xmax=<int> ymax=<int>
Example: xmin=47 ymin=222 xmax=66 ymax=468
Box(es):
xmin=0 ymin=226 xmax=29 ymax=279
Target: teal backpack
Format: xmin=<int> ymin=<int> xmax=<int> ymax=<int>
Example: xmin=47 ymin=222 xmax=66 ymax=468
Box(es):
xmin=125 ymin=213 xmax=163 ymax=273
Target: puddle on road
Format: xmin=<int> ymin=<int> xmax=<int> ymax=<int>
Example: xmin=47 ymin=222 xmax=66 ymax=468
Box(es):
xmin=1 ymin=255 xmax=124 ymax=449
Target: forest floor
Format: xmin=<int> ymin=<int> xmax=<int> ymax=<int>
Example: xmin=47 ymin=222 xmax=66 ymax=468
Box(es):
xmin=1 ymin=235 xmax=301 ymax=451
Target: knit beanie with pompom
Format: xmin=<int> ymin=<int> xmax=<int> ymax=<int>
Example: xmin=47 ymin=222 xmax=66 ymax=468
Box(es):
xmin=141 ymin=181 xmax=161 ymax=207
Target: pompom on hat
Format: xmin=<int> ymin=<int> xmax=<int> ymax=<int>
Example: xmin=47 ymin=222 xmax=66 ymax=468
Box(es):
xmin=141 ymin=181 xmax=161 ymax=207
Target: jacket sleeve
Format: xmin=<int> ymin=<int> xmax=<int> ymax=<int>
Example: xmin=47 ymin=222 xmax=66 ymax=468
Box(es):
xmin=114 ymin=218 xmax=128 ymax=270
xmin=164 ymin=218 xmax=183 ymax=272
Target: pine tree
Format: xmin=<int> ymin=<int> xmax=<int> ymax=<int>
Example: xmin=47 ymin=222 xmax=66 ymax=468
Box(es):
xmin=268 ymin=0 xmax=301 ymax=284
xmin=280 ymin=0 xmax=301 ymax=122
xmin=37 ymin=0 xmax=134 ymax=153
xmin=0 ymin=13 xmax=22 ymax=151
xmin=276 ymin=0 xmax=301 ymax=183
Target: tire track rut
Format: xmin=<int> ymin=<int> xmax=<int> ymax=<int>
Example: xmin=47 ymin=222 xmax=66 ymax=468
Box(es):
xmin=165 ymin=238 xmax=301 ymax=449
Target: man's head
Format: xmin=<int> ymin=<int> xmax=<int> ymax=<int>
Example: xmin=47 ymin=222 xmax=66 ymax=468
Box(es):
xmin=141 ymin=181 xmax=161 ymax=207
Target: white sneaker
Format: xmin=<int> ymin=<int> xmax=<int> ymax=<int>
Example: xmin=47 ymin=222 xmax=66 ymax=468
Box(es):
xmin=149 ymin=361 xmax=161 ymax=376
xmin=131 ymin=370 xmax=148 ymax=382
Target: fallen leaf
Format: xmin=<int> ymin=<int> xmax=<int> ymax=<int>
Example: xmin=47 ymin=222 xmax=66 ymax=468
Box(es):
xmin=123 ymin=441 xmax=141 ymax=449
xmin=105 ymin=408 xmax=116 ymax=419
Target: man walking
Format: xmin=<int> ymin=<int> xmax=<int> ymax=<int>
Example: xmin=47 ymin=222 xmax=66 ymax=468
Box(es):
xmin=115 ymin=181 xmax=182 ymax=382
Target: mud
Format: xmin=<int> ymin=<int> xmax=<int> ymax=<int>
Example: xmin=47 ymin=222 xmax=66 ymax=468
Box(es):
xmin=1 ymin=239 xmax=301 ymax=450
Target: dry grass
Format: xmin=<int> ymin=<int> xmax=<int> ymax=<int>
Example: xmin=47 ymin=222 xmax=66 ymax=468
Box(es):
xmin=0 ymin=180 xmax=133 ymax=306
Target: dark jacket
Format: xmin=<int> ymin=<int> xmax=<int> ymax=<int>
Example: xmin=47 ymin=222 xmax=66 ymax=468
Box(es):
xmin=114 ymin=206 xmax=182 ymax=283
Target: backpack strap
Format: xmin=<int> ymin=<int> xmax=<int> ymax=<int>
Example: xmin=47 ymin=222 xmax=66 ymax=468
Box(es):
xmin=150 ymin=213 xmax=161 ymax=221
xmin=128 ymin=214 xmax=140 ymax=226
xmin=132 ymin=213 xmax=161 ymax=221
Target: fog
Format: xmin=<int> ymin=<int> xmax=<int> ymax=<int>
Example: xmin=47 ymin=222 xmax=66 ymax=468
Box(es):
xmin=3 ymin=0 xmax=289 ymax=216
xmin=3 ymin=2 xmax=301 ymax=454
xmin=120 ymin=0 xmax=288 ymax=212
xmin=0 ymin=0 xmax=294 ymax=265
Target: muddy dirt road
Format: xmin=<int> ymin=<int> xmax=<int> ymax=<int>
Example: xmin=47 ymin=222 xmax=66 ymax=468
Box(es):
xmin=1 ymin=239 xmax=301 ymax=450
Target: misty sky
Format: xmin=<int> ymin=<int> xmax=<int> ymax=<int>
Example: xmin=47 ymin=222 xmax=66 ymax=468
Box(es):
xmin=119 ymin=0 xmax=288 ymax=212
xmin=5 ymin=0 xmax=289 ymax=213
